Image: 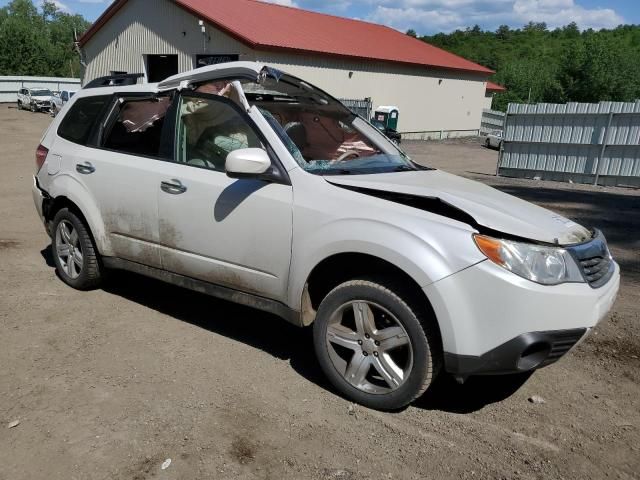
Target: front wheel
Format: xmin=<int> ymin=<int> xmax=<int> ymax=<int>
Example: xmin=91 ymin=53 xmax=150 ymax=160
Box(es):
xmin=30 ymin=103 xmax=37 ymax=113
xmin=51 ymin=208 xmax=103 ymax=290
xmin=313 ymin=279 xmax=440 ymax=410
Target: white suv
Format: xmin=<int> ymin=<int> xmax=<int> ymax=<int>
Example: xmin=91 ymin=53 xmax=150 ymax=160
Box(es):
xmin=32 ymin=63 xmax=620 ymax=410
xmin=18 ymin=87 xmax=54 ymax=112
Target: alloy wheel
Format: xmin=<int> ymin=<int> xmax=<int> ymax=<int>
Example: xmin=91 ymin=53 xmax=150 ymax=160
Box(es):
xmin=325 ymin=300 xmax=413 ymax=394
xmin=55 ymin=220 xmax=83 ymax=279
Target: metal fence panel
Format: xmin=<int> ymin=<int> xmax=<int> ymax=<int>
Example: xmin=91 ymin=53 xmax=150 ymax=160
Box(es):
xmin=480 ymin=108 xmax=505 ymax=135
xmin=0 ymin=76 xmax=81 ymax=103
xmin=498 ymin=101 xmax=640 ymax=187
xmin=339 ymin=98 xmax=372 ymax=120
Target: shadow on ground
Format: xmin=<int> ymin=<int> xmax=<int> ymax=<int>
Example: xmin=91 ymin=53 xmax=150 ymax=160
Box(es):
xmin=414 ymin=371 xmax=533 ymax=413
xmin=36 ymin=261 xmax=526 ymax=414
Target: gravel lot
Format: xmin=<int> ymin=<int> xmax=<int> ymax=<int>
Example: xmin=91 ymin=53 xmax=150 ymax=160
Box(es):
xmin=1 ymin=106 xmax=639 ymax=480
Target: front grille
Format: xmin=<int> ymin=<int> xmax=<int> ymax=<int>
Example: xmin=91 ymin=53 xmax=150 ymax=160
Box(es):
xmin=541 ymin=328 xmax=586 ymax=366
xmin=566 ymin=229 xmax=615 ymax=288
xmin=578 ymin=255 xmax=613 ymax=287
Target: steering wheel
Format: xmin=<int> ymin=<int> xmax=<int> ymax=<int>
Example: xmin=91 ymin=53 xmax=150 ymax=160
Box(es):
xmin=334 ymin=150 xmax=360 ymax=163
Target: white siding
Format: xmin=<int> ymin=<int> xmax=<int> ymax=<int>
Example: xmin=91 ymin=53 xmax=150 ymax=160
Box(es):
xmin=483 ymin=93 xmax=494 ymax=111
xmin=82 ymin=0 xmax=489 ymax=133
xmin=82 ymin=0 xmax=250 ymax=83
xmin=254 ymin=52 xmax=488 ymax=133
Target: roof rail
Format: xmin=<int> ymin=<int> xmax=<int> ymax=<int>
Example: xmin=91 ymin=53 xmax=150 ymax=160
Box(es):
xmin=84 ymin=73 xmax=144 ymax=89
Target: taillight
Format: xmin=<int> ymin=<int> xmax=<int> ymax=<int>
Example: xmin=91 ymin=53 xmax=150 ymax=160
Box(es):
xmin=36 ymin=144 xmax=49 ymax=172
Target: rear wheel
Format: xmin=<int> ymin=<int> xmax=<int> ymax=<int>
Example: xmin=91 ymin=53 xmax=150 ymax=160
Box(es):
xmin=313 ymin=279 xmax=440 ymax=410
xmin=51 ymin=208 xmax=103 ymax=290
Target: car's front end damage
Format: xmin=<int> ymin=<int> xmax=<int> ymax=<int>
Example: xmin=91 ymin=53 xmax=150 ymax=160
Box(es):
xmin=322 ymin=170 xmax=620 ymax=381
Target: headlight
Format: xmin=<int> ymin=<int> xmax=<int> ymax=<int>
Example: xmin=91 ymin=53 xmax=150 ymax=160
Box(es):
xmin=473 ymin=234 xmax=584 ymax=285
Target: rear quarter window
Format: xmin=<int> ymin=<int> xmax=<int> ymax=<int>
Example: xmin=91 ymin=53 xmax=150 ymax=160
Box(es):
xmin=58 ymin=95 xmax=111 ymax=146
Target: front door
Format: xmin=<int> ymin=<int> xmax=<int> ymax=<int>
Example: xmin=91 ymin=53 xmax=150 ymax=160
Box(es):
xmin=157 ymin=91 xmax=293 ymax=301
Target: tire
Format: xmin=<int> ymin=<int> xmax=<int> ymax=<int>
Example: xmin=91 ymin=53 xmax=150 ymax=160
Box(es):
xmin=30 ymin=103 xmax=37 ymax=113
xmin=17 ymin=101 xmax=22 ymax=110
xmin=51 ymin=208 xmax=103 ymax=290
xmin=313 ymin=278 xmax=440 ymax=410
xmin=485 ymin=138 xmax=491 ymax=148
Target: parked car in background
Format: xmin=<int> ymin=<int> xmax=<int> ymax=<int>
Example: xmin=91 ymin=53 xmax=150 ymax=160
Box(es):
xmin=371 ymin=118 xmax=402 ymax=144
xmin=484 ymin=130 xmax=503 ymax=150
xmin=32 ymin=62 xmax=619 ymax=410
xmin=50 ymin=89 xmax=77 ymax=116
xmin=17 ymin=87 xmax=54 ymax=112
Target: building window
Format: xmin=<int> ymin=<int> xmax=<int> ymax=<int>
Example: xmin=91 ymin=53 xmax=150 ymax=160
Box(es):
xmin=195 ymin=54 xmax=239 ymax=68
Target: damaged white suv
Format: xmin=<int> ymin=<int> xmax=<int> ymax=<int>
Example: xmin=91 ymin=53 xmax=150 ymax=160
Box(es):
xmin=32 ymin=63 xmax=620 ymax=410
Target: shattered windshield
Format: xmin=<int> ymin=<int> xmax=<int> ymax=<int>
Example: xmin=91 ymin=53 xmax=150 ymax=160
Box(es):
xmin=193 ymin=69 xmax=424 ymax=175
xmin=244 ymin=75 xmax=420 ymax=175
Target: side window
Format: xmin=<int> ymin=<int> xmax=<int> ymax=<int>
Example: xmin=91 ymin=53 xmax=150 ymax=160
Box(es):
xmin=102 ymin=96 xmax=171 ymax=158
xmin=61 ymin=91 xmax=68 ymax=102
xmin=176 ymin=94 xmax=263 ymax=172
xmin=58 ymin=95 xmax=111 ymax=146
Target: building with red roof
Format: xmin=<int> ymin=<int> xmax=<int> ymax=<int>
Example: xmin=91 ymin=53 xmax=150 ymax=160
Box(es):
xmin=484 ymin=81 xmax=507 ymax=110
xmin=80 ymin=0 xmax=496 ymax=135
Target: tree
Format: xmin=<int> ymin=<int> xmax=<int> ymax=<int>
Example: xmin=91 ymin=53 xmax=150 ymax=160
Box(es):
xmin=422 ymin=23 xmax=640 ymax=109
xmin=406 ymin=29 xmax=417 ymax=38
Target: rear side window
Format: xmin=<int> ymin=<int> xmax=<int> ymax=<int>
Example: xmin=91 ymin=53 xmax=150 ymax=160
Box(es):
xmin=102 ymin=97 xmax=171 ymax=158
xmin=58 ymin=95 xmax=110 ymax=146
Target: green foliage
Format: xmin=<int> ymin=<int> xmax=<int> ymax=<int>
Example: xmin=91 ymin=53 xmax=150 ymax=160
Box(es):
xmin=0 ymin=0 xmax=90 ymax=77
xmin=421 ymin=23 xmax=640 ymax=110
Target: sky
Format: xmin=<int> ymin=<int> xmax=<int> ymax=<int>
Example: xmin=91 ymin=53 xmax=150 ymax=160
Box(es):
xmin=3 ymin=0 xmax=638 ymax=35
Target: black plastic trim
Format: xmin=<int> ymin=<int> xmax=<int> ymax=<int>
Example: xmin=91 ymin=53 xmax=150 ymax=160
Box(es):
xmin=102 ymin=257 xmax=302 ymax=326
xmin=444 ymin=328 xmax=587 ymax=377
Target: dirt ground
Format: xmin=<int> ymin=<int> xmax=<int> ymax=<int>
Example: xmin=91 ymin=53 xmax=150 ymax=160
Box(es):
xmin=0 ymin=106 xmax=638 ymax=480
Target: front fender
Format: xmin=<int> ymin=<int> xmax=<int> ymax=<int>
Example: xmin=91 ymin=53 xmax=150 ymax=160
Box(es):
xmin=45 ymin=173 xmax=114 ymax=256
xmin=287 ymin=217 xmax=478 ymax=310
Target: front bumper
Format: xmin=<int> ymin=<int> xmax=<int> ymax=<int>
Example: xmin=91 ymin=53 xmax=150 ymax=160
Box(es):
xmin=424 ymin=258 xmax=620 ymax=376
xmin=444 ymin=328 xmax=587 ymax=376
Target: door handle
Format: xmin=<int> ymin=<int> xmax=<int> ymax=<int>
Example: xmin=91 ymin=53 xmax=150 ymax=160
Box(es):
xmin=161 ymin=179 xmax=187 ymax=195
xmin=76 ymin=162 xmax=95 ymax=175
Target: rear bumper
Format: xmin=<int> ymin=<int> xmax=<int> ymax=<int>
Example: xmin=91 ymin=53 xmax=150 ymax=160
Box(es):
xmin=32 ymin=176 xmax=50 ymax=234
xmin=444 ymin=328 xmax=587 ymax=377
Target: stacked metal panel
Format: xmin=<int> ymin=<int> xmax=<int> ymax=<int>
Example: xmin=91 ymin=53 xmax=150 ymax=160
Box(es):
xmin=498 ymin=101 xmax=640 ymax=187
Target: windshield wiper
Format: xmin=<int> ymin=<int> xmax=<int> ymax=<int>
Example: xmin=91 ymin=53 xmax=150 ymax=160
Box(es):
xmin=392 ymin=165 xmax=416 ymax=172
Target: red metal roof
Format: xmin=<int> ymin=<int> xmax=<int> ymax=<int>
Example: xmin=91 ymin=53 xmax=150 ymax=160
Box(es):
xmin=486 ymin=81 xmax=506 ymax=92
xmin=79 ymin=0 xmax=493 ymax=75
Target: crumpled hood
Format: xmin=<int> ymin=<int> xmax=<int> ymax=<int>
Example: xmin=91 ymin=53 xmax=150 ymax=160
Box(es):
xmin=32 ymin=95 xmax=51 ymax=102
xmin=326 ymin=170 xmax=592 ymax=245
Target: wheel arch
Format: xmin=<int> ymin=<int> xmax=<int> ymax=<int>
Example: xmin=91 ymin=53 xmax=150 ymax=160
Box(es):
xmin=43 ymin=175 xmax=112 ymax=255
xmin=298 ymin=252 xmax=443 ymax=358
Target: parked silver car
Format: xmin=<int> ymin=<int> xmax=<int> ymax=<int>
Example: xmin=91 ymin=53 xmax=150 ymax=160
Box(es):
xmin=50 ymin=89 xmax=77 ymax=116
xmin=484 ymin=130 xmax=503 ymax=150
xmin=32 ymin=63 xmax=619 ymax=410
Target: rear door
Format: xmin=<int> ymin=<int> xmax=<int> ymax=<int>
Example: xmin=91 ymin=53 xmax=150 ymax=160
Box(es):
xmin=54 ymin=93 xmax=173 ymax=267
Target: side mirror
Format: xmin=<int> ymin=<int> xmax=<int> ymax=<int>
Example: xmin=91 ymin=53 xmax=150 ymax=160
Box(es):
xmin=225 ymin=148 xmax=271 ymax=179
